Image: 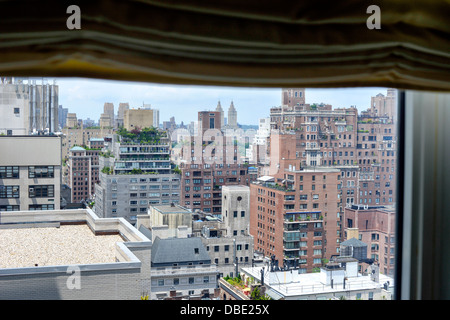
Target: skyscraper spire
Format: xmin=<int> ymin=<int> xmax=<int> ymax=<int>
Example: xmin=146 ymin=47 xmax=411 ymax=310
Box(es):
xmin=216 ymin=100 xmax=224 ymax=127
xmin=227 ymin=101 xmax=237 ymax=129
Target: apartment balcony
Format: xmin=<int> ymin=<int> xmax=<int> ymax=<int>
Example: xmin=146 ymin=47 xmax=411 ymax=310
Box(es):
xmin=118 ymin=157 xmax=170 ymax=161
xmin=284 ymin=212 xmax=323 ymax=223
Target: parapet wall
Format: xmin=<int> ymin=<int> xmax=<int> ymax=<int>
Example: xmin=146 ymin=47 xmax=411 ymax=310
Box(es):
xmin=0 ymin=208 xmax=152 ymax=300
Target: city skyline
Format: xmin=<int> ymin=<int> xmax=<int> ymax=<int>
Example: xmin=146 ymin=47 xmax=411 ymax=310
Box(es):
xmin=56 ymin=77 xmax=387 ymax=125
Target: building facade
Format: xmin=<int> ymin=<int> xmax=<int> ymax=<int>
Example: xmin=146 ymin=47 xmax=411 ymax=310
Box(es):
xmin=150 ymin=236 xmax=220 ymax=300
xmin=123 ymin=108 xmax=156 ymax=131
xmin=344 ymin=205 xmax=396 ymax=277
xmin=249 ymin=167 xmax=341 ymax=272
xmin=94 ymin=128 xmax=180 ymax=224
xmin=0 ymin=136 xmax=61 ymax=211
xmin=0 ymin=77 xmax=59 ymax=135
xmin=67 ymin=138 xmax=104 ymax=203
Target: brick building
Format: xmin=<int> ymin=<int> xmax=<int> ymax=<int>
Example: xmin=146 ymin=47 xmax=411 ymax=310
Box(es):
xmin=249 ymin=166 xmax=341 ymax=272
xmin=178 ymin=110 xmax=250 ymax=214
xmin=344 ymin=205 xmax=396 ymax=277
xmin=67 ymin=138 xmax=104 ymax=203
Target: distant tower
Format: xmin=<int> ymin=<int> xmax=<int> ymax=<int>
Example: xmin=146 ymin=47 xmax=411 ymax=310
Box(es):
xmin=227 ymin=101 xmax=237 ymax=129
xmin=216 ymin=101 xmax=224 ymax=128
xmin=117 ymin=103 xmax=129 ymax=128
xmin=103 ymin=102 xmax=115 ymax=127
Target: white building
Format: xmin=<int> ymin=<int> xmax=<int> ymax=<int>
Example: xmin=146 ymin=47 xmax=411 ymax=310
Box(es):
xmin=241 ymin=257 xmax=394 ymax=300
xmin=0 ymin=135 xmax=61 ymax=211
xmin=0 ymin=77 xmax=59 ymax=135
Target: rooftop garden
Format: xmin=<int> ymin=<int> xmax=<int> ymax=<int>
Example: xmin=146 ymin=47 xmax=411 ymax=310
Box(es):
xmin=223 ymin=275 xmax=272 ymax=300
xmin=117 ymin=127 xmax=167 ymax=144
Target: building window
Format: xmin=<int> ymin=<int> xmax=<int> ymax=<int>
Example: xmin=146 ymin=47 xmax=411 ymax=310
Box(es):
xmin=0 ymin=166 xmax=19 ymax=179
xmin=0 ymin=205 xmax=19 ymax=211
xmin=29 ymin=204 xmax=54 ymax=210
xmin=29 ymin=166 xmax=54 ymax=178
xmin=29 ymin=185 xmax=54 ymax=198
xmin=0 ymin=185 xmax=19 ymax=198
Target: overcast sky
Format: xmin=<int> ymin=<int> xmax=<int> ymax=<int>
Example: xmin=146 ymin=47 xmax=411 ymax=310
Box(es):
xmin=56 ymin=77 xmax=388 ymax=125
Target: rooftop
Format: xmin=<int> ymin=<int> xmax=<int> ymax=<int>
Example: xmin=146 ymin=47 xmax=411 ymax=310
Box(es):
xmin=0 ymin=224 xmax=123 ymax=268
xmin=151 ymin=204 xmax=192 ymax=214
xmin=151 ymin=236 xmax=211 ymax=265
xmin=242 ymin=266 xmax=394 ymax=299
xmin=70 ymin=146 xmax=86 ymax=151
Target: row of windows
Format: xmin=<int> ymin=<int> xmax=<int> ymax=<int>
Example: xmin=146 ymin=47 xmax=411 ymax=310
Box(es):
xmin=207 ymin=243 xmax=249 ymax=252
xmin=127 ymin=177 xmax=179 ymax=183
xmin=156 ymin=275 xmax=214 ymax=287
xmin=29 ymin=185 xmax=54 ymax=198
xmin=0 ymin=204 xmax=54 ymax=211
xmin=127 ymin=185 xmax=179 ymax=190
xmin=0 ymin=166 xmax=55 ymax=179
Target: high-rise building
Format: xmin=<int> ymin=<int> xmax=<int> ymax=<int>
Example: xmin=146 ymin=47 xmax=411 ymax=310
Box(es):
xmin=257 ymin=87 xmax=398 ymax=272
xmin=368 ymin=88 xmax=397 ymax=122
xmin=0 ymin=135 xmax=61 ymax=211
xmin=0 ymin=77 xmax=59 ymax=135
xmin=215 ymin=101 xmax=224 ymax=128
xmin=198 ymin=111 xmax=221 ymax=133
xmin=103 ymin=102 xmax=115 ymax=127
xmin=67 ymin=138 xmax=104 ymax=203
xmin=178 ymin=111 xmax=249 ymax=214
xmin=58 ymin=105 xmax=68 ymax=130
xmin=117 ymin=102 xmax=130 ymax=128
xmin=227 ymin=101 xmax=238 ymax=129
xmin=249 ymin=167 xmax=341 ymax=272
xmin=94 ymin=128 xmax=180 ymax=224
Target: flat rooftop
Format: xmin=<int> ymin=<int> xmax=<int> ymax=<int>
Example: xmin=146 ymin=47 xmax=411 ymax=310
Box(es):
xmin=0 ymin=224 xmax=124 ymax=269
xmin=152 ymin=204 xmax=192 ymax=214
xmin=242 ymin=266 xmax=394 ymax=298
